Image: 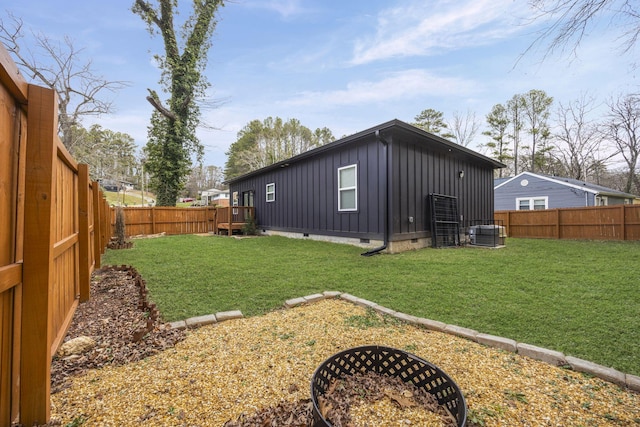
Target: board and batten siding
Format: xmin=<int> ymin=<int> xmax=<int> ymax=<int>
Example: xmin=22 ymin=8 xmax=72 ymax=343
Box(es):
xmin=230 ymin=135 xmax=385 ymax=240
xmin=228 ymin=120 xmax=503 ymax=245
xmin=390 ymin=129 xmax=496 ymax=240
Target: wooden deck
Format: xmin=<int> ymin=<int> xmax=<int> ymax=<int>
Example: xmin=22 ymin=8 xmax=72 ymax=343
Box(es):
xmin=215 ymin=206 xmax=254 ymax=234
xmin=216 ymin=222 xmax=246 ymax=234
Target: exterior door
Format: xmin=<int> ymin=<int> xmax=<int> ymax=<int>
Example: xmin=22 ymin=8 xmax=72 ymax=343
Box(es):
xmin=242 ymin=190 xmax=254 ymax=207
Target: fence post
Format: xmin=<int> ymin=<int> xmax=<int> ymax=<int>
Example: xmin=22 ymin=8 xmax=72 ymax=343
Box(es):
xmin=621 ymin=204 xmax=626 ymax=241
xmin=77 ymin=164 xmax=91 ymax=302
xmin=102 ymin=197 xmax=109 ymax=251
xmin=21 ymin=84 xmax=57 ymax=425
xmin=556 ymin=209 xmax=561 ymax=239
xmin=92 ymin=182 xmax=101 ymax=269
xmin=504 ymin=211 xmax=510 ymax=236
xmin=151 ymin=207 xmax=156 ymax=234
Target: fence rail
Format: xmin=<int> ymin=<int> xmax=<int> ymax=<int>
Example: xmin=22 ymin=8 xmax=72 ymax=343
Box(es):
xmin=113 ymin=206 xmax=255 ymax=237
xmin=495 ymin=204 xmax=640 ymax=241
xmin=1 ymin=43 xmax=111 ymax=426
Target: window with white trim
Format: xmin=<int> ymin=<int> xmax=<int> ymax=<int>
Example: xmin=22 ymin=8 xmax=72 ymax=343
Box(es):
xmin=516 ymin=196 xmax=548 ymax=210
xmin=266 ymin=183 xmax=275 ymax=202
xmin=338 ymin=164 xmax=357 ymax=211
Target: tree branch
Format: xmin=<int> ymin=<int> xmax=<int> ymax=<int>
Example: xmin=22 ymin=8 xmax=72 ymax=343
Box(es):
xmin=146 ymin=89 xmax=176 ymax=120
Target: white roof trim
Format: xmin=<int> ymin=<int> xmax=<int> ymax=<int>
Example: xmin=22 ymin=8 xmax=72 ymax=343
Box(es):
xmin=494 ymin=171 xmax=600 ymax=195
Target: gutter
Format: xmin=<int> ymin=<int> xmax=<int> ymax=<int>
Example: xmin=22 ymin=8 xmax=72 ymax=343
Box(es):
xmin=362 ymin=130 xmax=390 ymax=256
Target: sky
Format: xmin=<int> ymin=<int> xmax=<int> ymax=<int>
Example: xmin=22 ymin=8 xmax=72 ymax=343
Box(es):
xmin=3 ymin=0 xmax=638 ymax=169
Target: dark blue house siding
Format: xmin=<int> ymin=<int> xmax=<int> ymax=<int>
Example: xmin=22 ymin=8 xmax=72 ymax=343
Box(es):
xmin=230 ymin=133 xmax=386 ymax=240
xmin=389 ymin=128 xmax=496 ymax=241
xmin=228 ymin=120 xmax=504 ymax=247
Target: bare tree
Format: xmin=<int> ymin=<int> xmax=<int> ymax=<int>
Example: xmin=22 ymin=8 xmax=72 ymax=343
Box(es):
xmin=0 ymin=13 xmax=127 ymax=151
xmin=204 ymin=165 xmax=225 ymax=189
xmin=449 ymin=110 xmax=480 ymax=147
xmin=526 ymin=0 xmax=640 ymax=58
xmin=185 ymin=164 xmax=225 ymax=197
xmin=552 ymin=94 xmax=615 ymax=180
xmin=603 ymin=94 xmax=640 ymax=194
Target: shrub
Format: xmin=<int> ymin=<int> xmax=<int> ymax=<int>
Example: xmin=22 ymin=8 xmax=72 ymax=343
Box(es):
xmin=242 ymin=213 xmax=257 ymax=236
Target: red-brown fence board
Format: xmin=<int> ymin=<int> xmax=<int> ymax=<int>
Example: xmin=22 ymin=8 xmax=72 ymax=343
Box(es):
xmin=495 ymin=205 xmax=640 ymax=241
xmin=112 ymin=206 xmax=256 ymax=238
xmin=115 ymin=207 xmax=219 ymax=236
xmin=625 ymin=204 xmax=640 ymax=240
xmin=0 ymin=44 xmax=26 ymax=426
xmin=1 ymin=42 xmax=110 ymax=426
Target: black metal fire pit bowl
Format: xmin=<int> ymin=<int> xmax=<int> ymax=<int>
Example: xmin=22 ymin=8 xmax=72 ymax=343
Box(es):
xmin=310 ymin=345 xmax=467 ymax=427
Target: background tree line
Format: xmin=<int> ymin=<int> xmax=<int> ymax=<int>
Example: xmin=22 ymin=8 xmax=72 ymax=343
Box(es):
xmin=4 ymin=0 xmax=639 ymax=202
xmin=224 ymin=117 xmax=334 ymax=180
xmin=482 ymin=90 xmax=639 ymax=195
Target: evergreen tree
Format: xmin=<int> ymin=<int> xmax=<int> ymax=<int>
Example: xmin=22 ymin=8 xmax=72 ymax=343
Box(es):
xmin=224 ymin=117 xmax=334 ymax=180
xmin=412 ymin=108 xmax=454 ymax=139
xmin=483 ymin=103 xmax=512 ymax=177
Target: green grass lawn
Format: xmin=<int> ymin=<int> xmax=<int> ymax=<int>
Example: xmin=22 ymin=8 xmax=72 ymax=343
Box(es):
xmin=104 ymin=190 xmax=153 ymax=206
xmin=102 ymin=235 xmax=640 ymax=376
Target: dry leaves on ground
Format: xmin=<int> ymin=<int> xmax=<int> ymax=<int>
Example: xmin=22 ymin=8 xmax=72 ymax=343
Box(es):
xmin=51 ymin=268 xmax=185 ymax=394
xmin=49 ymin=270 xmax=640 ymax=427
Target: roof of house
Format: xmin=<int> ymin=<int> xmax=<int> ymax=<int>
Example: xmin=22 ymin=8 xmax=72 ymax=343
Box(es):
xmin=226 ymin=119 xmax=505 ymax=184
xmin=494 ymin=171 xmax=637 ymax=198
xmin=201 ymin=188 xmax=227 ymax=195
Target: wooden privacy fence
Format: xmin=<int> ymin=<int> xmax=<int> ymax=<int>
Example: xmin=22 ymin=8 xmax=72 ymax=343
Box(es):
xmin=495 ymin=204 xmax=640 ymax=240
xmin=112 ymin=206 xmax=255 ymax=236
xmin=0 ymin=44 xmax=111 ymax=426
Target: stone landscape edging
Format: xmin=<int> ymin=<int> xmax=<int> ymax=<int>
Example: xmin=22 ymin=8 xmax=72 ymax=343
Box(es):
xmin=168 ymin=290 xmax=640 ymax=393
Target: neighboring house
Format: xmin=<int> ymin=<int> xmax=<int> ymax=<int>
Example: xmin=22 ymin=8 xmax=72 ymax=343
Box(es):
xmin=494 ymin=172 xmax=636 ymax=211
xmin=98 ymin=178 xmax=134 ymax=192
xmin=226 ymin=119 xmax=504 ymax=253
xmin=201 ymin=188 xmax=230 ymax=206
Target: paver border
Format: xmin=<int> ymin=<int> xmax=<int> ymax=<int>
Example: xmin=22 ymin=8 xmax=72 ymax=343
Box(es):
xmin=168 ymin=290 xmax=640 ymax=393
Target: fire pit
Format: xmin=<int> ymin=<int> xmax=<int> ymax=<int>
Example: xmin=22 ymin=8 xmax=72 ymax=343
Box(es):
xmin=310 ymin=345 xmax=467 ymax=426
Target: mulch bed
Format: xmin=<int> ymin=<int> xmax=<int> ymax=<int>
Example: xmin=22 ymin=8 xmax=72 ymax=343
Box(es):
xmin=51 ymin=266 xmax=185 ymax=394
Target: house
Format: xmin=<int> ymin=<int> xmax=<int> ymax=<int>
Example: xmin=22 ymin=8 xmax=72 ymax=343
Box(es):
xmin=226 ymin=119 xmax=504 ymax=253
xmin=494 ymin=171 xmax=636 ymax=210
xmin=98 ymin=178 xmax=134 ymax=192
xmin=200 ymin=188 xmax=230 ymax=206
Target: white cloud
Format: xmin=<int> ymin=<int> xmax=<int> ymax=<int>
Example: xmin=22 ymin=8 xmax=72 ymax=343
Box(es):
xmin=283 ymin=69 xmax=478 ymax=107
xmin=242 ymin=0 xmax=308 ymax=19
xmin=351 ymin=0 xmax=528 ymax=65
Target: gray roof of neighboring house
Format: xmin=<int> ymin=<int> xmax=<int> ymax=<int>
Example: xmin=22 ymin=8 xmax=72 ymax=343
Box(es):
xmin=494 ymin=172 xmax=637 ymax=198
xmin=493 ymin=177 xmax=510 ymax=187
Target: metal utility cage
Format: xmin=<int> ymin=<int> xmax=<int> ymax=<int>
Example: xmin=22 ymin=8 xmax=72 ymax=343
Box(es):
xmin=428 ymin=194 xmax=460 ymax=248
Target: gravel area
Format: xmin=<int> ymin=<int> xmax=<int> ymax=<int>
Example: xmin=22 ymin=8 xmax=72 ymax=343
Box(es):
xmin=48 ymin=269 xmax=640 ymax=426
